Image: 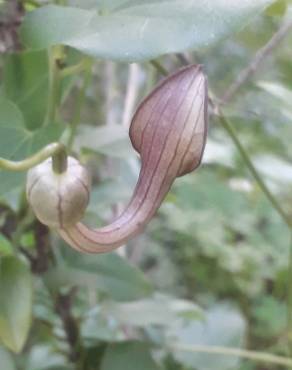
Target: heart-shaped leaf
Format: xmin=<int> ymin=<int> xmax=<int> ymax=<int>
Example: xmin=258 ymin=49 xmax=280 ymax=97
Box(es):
xmin=101 ymin=341 xmax=161 ymax=370
xmin=4 ymin=50 xmax=49 ymax=130
xmin=21 ymin=1 xmax=273 ymax=62
xmin=45 ymin=242 xmax=153 ymax=301
xmin=169 ymin=304 xmax=246 ymax=370
xmin=0 ymin=257 xmax=33 ymax=353
xmin=0 ymin=99 xmax=64 ymax=195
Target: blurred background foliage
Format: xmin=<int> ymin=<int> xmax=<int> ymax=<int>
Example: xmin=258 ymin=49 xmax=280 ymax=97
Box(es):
xmin=0 ymin=0 xmax=292 ymax=369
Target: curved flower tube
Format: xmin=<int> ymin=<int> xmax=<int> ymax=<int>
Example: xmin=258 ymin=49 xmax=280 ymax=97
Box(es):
xmin=27 ymin=64 xmax=208 ymax=254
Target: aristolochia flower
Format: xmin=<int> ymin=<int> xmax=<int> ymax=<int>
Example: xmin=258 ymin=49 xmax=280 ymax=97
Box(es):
xmin=27 ymin=64 xmax=208 ymax=254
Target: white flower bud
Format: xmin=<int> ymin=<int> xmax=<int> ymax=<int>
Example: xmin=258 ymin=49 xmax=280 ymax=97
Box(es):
xmin=26 ymin=157 xmax=91 ymax=228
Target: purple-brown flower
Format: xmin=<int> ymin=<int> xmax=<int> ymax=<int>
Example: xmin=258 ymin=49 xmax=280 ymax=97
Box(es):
xmin=28 ymin=65 xmax=208 ymax=254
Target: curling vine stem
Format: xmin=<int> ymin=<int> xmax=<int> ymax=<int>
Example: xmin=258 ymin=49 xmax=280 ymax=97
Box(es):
xmin=0 ymin=143 xmax=66 ymax=171
xmin=169 ymin=343 xmax=292 ymax=368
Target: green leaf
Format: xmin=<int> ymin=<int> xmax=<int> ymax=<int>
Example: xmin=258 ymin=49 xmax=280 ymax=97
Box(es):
xmin=169 ymin=304 xmax=246 ymax=370
xmin=0 ymin=99 xmax=64 ymax=161
xmin=75 ymin=124 xmax=135 ymax=159
xmin=101 ymin=341 xmax=162 ymax=370
xmin=0 ymin=187 xmax=23 ymax=212
xmin=0 ymin=346 xmax=16 ymax=370
xmin=265 ymin=0 xmax=287 ymax=16
xmin=0 ymin=99 xmax=30 ymax=161
xmin=46 ymin=243 xmax=153 ymax=301
xmin=4 ymin=50 xmax=49 ymax=130
xmin=0 ymin=235 xmax=13 ymax=256
xmin=87 ymin=180 xmax=133 ymax=215
xmin=21 ymin=1 xmax=273 ymax=62
xmin=0 ymin=98 xmax=64 ymax=195
xmin=254 ymin=154 xmax=292 ymax=185
xmin=0 ymin=99 xmax=27 ymax=195
xmin=252 ymin=296 xmax=286 ymax=337
xmin=107 ymin=293 xmax=203 ymax=327
xmin=26 ymin=345 xmax=68 ymax=370
xmin=257 ymin=81 xmax=292 ymax=111
xmin=28 ymin=123 xmax=65 ymax=154
xmin=0 ymin=173 xmax=25 ymax=198
xmin=0 ymin=257 xmax=33 ymax=353
xmin=81 ymin=309 xmax=122 ymax=342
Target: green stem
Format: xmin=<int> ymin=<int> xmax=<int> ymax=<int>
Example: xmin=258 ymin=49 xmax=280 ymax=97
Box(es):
xmin=61 ymin=58 xmax=91 ymax=78
xmin=216 ymin=107 xmax=291 ymax=227
xmin=169 ymin=343 xmax=292 ymax=367
xmin=150 ymin=60 xmax=168 ymax=76
xmin=44 ymin=46 xmax=63 ymax=126
xmin=0 ymin=143 xmax=65 ymax=171
xmin=52 ymin=145 xmax=68 ymax=174
xmin=145 ymin=63 xmax=157 ymax=95
xmin=67 ymin=63 xmax=92 ymax=151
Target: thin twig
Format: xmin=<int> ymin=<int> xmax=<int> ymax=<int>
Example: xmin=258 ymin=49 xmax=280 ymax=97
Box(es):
xmin=15 ymin=214 xmax=51 ymax=275
xmin=31 ymin=221 xmax=51 ymax=274
xmin=55 ymin=287 xmax=83 ymax=366
xmin=169 ymin=343 xmax=292 ymax=367
xmin=222 ymin=18 xmax=292 ymax=104
xmin=215 ymin=106 xmax=291 ymax=227
xmin=0 ymin=0 xmax=24 ymax=52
